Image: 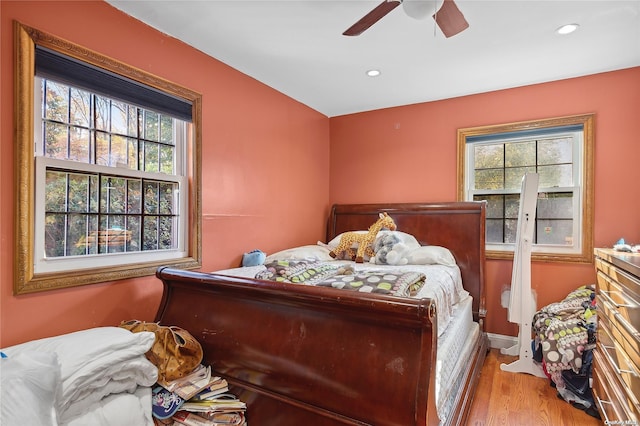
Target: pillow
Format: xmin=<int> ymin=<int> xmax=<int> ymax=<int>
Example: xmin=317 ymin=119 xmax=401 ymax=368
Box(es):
xmin=326 ymin=230 xmax=419 ymax=249
xmin=406 ymin=245 xmax=457 ymax=266
xmin=0 ymin=350 xmax=61 ymax=426
xmin=265 ymin=245 xmax=334 ymax=263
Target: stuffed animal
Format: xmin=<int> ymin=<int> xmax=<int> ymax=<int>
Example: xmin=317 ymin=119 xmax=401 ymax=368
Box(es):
xmin=329 ymin=212 xmax=396 ymax=263
xmin=371 ymin=233 xmax=413 ymax=266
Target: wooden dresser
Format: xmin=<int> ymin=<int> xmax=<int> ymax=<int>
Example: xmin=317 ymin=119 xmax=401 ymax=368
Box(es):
xmin=593 ymin=248 xmax=640 ymax=424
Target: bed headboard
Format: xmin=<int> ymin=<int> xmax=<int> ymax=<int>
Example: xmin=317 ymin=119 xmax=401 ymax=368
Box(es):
xmin=327 ymin=202 xmax=487 ymax=323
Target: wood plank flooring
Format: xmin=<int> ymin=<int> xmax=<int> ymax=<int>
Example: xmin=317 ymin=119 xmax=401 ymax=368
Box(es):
xmin=467 ymin=349 xmax=602 ymax=426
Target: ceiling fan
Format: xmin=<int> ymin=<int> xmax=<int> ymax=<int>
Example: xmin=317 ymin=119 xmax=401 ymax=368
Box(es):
xmin=343 ymin=0 xmax=469 ymax=38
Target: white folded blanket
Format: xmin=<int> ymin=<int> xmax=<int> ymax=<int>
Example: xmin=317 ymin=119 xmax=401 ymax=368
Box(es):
xmin=2 ymin=327 xmax=158 ymax=424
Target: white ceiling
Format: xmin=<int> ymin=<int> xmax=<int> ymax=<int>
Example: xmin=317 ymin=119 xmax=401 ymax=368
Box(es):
xmin=107 ymin=0 xmax=640 ymax=117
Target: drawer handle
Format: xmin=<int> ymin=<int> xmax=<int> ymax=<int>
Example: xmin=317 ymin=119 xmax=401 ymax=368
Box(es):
xmin=595 ymin=396 xmax=614 ymax=425
xmin=613 ymin=312 xmax=640 ymax=341
xmin=600 ymin=289 xmax=638 ymax=309
xmin=601 ymin=344 xmax=639 ymax=378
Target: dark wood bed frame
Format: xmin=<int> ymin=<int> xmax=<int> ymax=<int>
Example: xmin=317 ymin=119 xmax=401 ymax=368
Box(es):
xmin=155 ymin=202 xmax=488 ymax=425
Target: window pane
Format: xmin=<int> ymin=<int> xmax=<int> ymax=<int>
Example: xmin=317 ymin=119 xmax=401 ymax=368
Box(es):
xmin=505 ymin=141 xmax=535 ymax=167
xmin=159 ymin=216 xmax=173 ymax=249
xmin=127 ymin=180 xmax=142 ymax=214
xmin=504 ymin=194 xmax=520 ymax=219
xmin=111 ymin=135 xmax=129 ymax=167
xmin=538 ymin=164 xmax=573 ymax=187
xmin=160 ymin=145 xmax=174 ymax=174
xmin=69 ymin=87 xmax=90 ymax=127
xmin=475 ymin=169 xmax=503 ymax=190
xmin=537 ymin=192 xmax=573 ymax=219
xmin=537 ymin=219 xmax=573 ymax=245
xmin=111 ymin=101 xmax=128 ymax=135
xmin=88 ymin=175 xmax=99 ymax=213
xmin=96 ymin=131 xmax=109 ymax=166
xmin=538 ymin=138 xmax=572 ymax=165
xmin=128 ymin=108 xmax=139 ymax=137
xmin=44 ymin=81 xmax=68 ymax=122
xmin=476 ymin=194 xmax=504 ymax=218
xmin=143 ymin=216 xmax=158 ymax=250
xmin=69 ymin=126 xmax=90 ymax=162
xmin=159 ymin=182 xmax=174 ymax=215
xmin=144 ymin=181 xmax=159 ymax=214
xmin=44 ymin=213 xmax=65 ymax=257
xmin=160 ymin=115 xmax=174 ymax=144
xmin=101 ymin=177 xmax=126 ymax=214
xmin=95 ymin=96 xmax=110 ymax=132
xmin=474 ymin=144 xmax=503 ymax=169
xmin=144 ymin=141 xmax=160 ymax=172
xmin=45 ymin=171 xmax=67 ymax=212
xmin=67 ymin=173 xmax=91 ymax=213
xmin=126 ymin=216 xmax=141 ymax=252
xmin=486 ymin=218 xmax=504 ymax=244
xmin=128 ymin=138 xmax=139 ymax=170
xmin=44 ymin=122 xmax=68 ymax=159
xmin=144 ymin=111 xmax=159 ymax=141
xmin=67 ymin=213 xmax=88 ymax=256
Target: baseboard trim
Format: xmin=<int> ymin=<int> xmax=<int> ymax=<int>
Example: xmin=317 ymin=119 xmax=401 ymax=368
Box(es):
xmin=487 ymin=332 xmax=518 ymax=350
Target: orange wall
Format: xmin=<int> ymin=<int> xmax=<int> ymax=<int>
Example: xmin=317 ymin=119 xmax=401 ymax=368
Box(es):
xmin=330 ymin=67 xmax=640 ymax=336
xmin=0 ymin=1 xmax=330 ymax=347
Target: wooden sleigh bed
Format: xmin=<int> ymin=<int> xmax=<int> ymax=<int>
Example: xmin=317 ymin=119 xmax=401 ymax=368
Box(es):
xmin=155 ymin=202 xmax=489 ymax=425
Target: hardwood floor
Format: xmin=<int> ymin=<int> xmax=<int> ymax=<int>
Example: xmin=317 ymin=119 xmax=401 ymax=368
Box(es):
xmin=467 ymin=349 xmax=602 ymax=426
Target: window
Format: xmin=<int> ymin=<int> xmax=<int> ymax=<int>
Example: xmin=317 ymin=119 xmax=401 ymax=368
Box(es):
xmin=14 ymin=22 xmax=202 ymax=294
xmin=457 ymin=115 xmax=594 ymax=263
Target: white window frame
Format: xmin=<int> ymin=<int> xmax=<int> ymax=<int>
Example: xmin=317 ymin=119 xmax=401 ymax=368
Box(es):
xmin=457 ymin=114 xmax=594 ymax=263
xmin=33 ymin=79 xmax=190 ymax=274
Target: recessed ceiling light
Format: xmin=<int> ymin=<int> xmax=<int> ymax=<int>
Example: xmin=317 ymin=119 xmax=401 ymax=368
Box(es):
xmin=366 ymin=69 xmax=381 ymax=77
xmin=556 ymin=23 xmax=579 ymax=35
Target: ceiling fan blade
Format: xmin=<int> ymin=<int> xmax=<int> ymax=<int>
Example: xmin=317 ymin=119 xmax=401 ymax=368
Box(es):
xmin=433 ymin=0 xmax=469 ymax=38
xmin=343 ymin=0 xmax=402 ymax=36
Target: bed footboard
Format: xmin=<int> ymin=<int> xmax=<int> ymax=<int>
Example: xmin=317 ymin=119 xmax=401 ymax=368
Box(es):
xmin=155 ymin=267 xmax=439 ymax=426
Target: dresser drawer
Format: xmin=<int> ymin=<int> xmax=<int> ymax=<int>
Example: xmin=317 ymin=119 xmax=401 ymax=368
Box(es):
xmin=597 ymin=319 xmax=640 ymax=406
xmin=593 ymin=349 xmax=640 ymax=423
xmin=598 ymin=295 xmax=640 ymax=369
xmin=595 ymin=257 xmax=640 ymax=298
xmin=596 ymin=270 xmax=640 ymax=331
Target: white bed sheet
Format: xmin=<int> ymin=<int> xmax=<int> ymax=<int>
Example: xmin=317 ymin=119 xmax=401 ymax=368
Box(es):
xmin=214 ymin=261 xmax=466 ymax=336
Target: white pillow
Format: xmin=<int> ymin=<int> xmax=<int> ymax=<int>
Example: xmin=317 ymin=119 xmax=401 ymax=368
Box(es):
xmin=326 ymin=230 xmax=419 ymax=249
xmin=406 ymin=246 xmax=457 ymax=266
xmin=0 ymin=350 xmax=61 ymax=426
xmin=265 ymin=245 xmax=334 ymax=263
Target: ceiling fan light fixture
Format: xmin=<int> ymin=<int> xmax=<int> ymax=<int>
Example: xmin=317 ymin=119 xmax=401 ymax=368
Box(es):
xmin=403 ymin=0 xmax=434 ymax=20
xmin=556 ymin=23 xmax=579 ymax=35
xmin=366 ymin=69 xmax=381 ymax=77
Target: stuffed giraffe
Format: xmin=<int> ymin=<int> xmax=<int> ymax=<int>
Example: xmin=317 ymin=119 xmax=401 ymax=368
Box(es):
xmin=329 ymin=212 xmax=397 ymax=263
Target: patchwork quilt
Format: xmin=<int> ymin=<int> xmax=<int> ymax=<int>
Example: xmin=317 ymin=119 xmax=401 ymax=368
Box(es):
xmin=256 ymin=260 xmax=425 ymax=297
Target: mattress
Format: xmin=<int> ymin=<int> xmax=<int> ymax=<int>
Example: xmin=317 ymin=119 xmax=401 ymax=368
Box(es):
xmin=435 ymin=294 xmax=478 ymax=424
